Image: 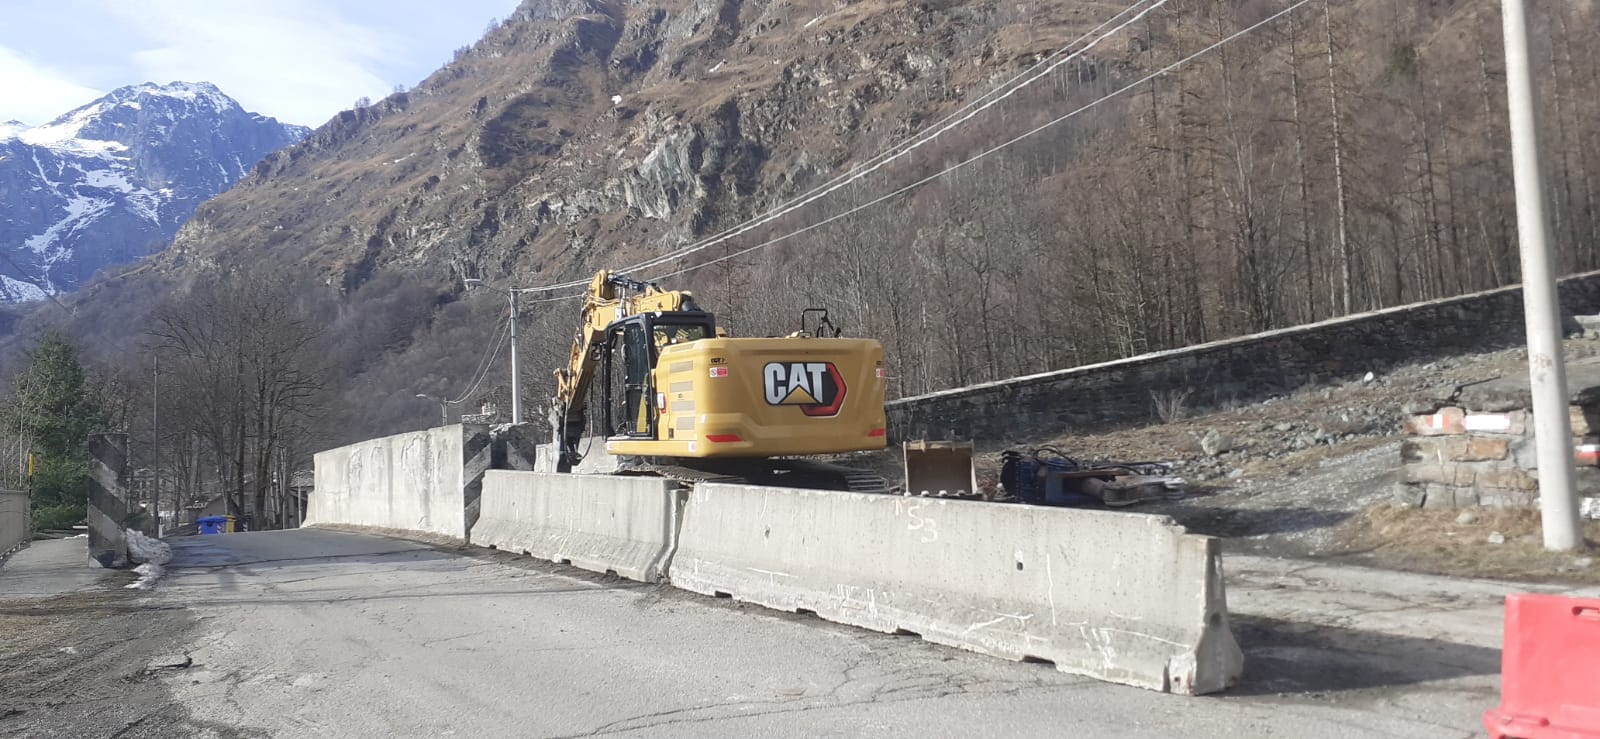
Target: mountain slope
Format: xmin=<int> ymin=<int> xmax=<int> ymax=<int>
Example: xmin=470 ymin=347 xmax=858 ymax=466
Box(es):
xmin=0 ymin=82 xmax=308 ymax=301
xmin=21 ymin=0 xmax=1600 ymax=451
xmin=155 ymin=0 xmax=1117 ymax=288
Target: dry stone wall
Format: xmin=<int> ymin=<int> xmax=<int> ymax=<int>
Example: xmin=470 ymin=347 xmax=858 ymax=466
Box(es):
xmin=889 ymin=272 xmax=1600 ymax=443
xmin=1397 ymin=358 xmax=1600 ymax=509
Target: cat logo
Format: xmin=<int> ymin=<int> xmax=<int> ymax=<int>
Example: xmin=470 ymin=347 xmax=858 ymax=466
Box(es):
xmin=762 ymin=362 xmax=847 ymax=417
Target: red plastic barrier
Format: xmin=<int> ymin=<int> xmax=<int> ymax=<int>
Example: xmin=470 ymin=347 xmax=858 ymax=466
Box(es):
xmin=1485 ymin=593 xmax=1600 ymax=739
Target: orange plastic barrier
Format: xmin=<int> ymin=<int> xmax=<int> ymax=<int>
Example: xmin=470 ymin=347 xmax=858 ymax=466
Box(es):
xmin=1484 ymin=593 xmax=1600 ymax=739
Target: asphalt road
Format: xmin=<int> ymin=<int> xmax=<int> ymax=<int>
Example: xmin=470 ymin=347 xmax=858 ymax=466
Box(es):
xmin=0 ymin=537 xmax=113 ymax=599
xmin=59 ymin=526 xmax=1527 ymax=738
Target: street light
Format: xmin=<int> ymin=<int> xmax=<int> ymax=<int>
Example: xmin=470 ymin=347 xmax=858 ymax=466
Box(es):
xmin=415 ymin=393 xmax=450 ymax=427
xmin=464 ymin=278 xmax=523 ymax=425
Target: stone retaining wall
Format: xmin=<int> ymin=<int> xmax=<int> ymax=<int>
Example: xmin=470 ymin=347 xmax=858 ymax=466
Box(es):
xmin=889 ymin=272 xmax=1600 ymax=443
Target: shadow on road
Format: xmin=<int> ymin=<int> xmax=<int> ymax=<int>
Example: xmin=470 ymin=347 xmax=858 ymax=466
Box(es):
xmin=1228 ymin=614 xmax=1500 ymax=696
xmin=185 ymin=583 xmax=651 ymax=608
xmin=1155 ymin=505 xmax=1353 ymax=538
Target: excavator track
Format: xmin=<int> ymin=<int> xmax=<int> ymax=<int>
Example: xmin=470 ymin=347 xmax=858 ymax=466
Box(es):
xmin=615 ymin=456 xmax=892 ymax=494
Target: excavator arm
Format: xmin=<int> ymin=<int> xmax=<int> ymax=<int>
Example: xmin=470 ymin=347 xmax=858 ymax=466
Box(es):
xmin=550 ymin=270 xmax=700 ymax=466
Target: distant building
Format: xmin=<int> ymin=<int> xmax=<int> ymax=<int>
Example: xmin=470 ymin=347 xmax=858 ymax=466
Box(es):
xmin=179 ymin=470 xmax=312 ymax=532
xmin=462 ymin=399 xmax=500 ymax=424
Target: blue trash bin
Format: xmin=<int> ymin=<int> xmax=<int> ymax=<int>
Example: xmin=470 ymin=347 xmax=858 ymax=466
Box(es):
xmin=197 ymin=516 xmax=226 ymax=535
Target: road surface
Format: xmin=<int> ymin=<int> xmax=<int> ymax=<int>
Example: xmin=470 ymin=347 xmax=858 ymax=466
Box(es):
xmin=4 ymin=527 xmax=1578 ymax=737
xmin=0 ymin=537 xmax=112 ymax=599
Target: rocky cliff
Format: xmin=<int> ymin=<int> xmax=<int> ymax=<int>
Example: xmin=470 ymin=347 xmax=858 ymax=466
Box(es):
xmin=155 ymin=0 xmax=1111 ymax=292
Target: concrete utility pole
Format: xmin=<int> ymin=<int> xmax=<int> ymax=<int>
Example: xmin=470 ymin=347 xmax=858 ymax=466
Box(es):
xmin=508 ymin=292 xmax=521 ymax=425
xmin=1502 ymin=0 xmax=1582 ymax=551
xmin=153 ymin=354 xmax=161 ymax=537
xmin=465 ymin=279 xmax=524 ymax=425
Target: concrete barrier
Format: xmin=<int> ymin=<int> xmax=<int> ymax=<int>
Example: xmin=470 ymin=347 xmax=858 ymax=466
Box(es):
xmin=86 ymin=433 xmax=132 ymax=568
xmin=670 ymin=484 xmax=1243 ymax=695
xmin=471 ymin=471 xmax=683 ymax=582
xmin=308 ymin=424 xmax=493 ymax=538
xmin=0 ymin=489 xmax=28 ymax=558
xmin=533 ymin=436 xmax=620 ymax=475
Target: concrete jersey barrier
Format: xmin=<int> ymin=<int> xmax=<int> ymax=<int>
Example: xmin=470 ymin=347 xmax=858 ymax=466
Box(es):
xmin=670 ymin=483 xmax=1244 ymax=695
xmin=86 ymin=433 xmax=131 ymax=568
xmin=472 ymin=471 xmax=683 ymax=582
xmin=308 ymin=425 xmax=492 ymax=538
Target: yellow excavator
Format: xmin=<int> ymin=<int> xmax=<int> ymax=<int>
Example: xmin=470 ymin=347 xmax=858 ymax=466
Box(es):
xmin=550 ymin=270 xmax=889 ymax=490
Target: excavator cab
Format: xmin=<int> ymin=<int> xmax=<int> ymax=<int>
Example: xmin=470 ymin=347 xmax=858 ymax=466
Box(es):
xmin=601 ymin=311 xmax=715 ymax=439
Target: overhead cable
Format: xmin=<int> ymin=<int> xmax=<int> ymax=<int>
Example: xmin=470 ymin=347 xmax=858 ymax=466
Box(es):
xmin=647 ymin=0 xmax=1318 ymax=282
xmin=525 ymin=0 xmax=1319 ymax=297
xmin=508 ymin=0 xmax=1167 ymax=294
xmin=447 ymin=312 xmax=512 ymax=404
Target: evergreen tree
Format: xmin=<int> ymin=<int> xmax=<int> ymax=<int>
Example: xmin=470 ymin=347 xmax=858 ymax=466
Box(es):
xmin=12 ymin=330 xmax=104 ymax=528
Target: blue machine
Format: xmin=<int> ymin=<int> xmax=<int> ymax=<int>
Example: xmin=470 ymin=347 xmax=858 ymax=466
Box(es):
xmin=999 ymin=448 xmax=1173 ymax=506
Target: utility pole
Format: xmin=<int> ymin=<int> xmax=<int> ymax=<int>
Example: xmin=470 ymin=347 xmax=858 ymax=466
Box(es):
xmin=153 ymin=354 xmax=161 ymax=537
xmin=508 ymin=291 xmax=522 ymax=425
xmin=464 ymin=279 xmax=524 ymax=425
xmin=1502 ymin=0 xmax=1581 ymax=551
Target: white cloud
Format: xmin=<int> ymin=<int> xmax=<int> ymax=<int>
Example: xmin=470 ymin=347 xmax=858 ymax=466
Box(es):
xmin=106 ymin=0 xmax=405 ymax=126
xmin=0 ymin=45 xmax=104 ymax=124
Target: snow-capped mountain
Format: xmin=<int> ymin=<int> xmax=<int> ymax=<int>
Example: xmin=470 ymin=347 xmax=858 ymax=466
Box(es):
xmin=0 ymin=82 xmax=308 ymax=301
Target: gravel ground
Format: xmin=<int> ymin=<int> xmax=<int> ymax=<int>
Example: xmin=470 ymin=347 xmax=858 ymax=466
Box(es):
xmin=0 ymin=540 xmax=209 ymax=739
xmin=873 ymin=339 xmax=1600 ymax=581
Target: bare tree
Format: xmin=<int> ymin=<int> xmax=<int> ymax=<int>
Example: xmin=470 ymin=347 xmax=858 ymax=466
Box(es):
xmin=147 ymin=273 xmax=325 ymax=530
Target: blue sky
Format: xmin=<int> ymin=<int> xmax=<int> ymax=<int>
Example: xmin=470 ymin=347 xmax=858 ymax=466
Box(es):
xmin=0 ymin=0 xmax=522 ymax=127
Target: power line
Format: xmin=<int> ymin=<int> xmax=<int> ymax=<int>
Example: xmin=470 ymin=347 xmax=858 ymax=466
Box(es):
xmin=465 ymin=313 xmax=511 ymax=383
xmin=608 ymin=0 xmax=1171 ymax=278
xmin=508 ymin=0 xmax=1167 ymax=294
xmin=447 ymin=312 xmax=512 ymax=404
xmin=528 ymin=0 xmax=1317 ymax=298
xmin=648 ymin=0 xmax=1317 ymax=282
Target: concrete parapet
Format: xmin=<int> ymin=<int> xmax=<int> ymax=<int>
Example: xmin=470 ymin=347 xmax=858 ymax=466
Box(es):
xmin=670 ymin=484 xmax=1243 ymax=695
xmin=0 ymin=489 xmax=28 ymax=558
xmin=472 ymin=471 xmax=683 ymax=582
xmin=308 ymin=424 xmax=492 ymax=538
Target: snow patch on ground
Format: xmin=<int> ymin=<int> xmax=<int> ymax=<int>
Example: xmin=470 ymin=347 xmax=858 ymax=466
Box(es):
xmin=25 ymin=194 xmax=112 ymax=255
xmin=126 ymin=187 xmax=166 ymax=223
xmin=53 ymin=138 xmax=128 ymax=156
xmin=126 ymin=529 xmax=173 ymax=565
xmin=126 ymin=562 xmax=166 ymax=590
xmin=20 ymin=104 xmax=105 ymax=146
xmin=81 ymin=166 xmax=134 ymax=192
xmin=124 ymin=529 xmax=174 ymax=590
xmin=0 ymin=275 xmax=49 ymax=302
xmin=149 ymin=81 xmax=238 ymax=112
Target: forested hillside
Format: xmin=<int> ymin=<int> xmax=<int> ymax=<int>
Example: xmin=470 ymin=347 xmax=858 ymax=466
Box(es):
xmin=3 ymin=0 xmax=1597 ymax=523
